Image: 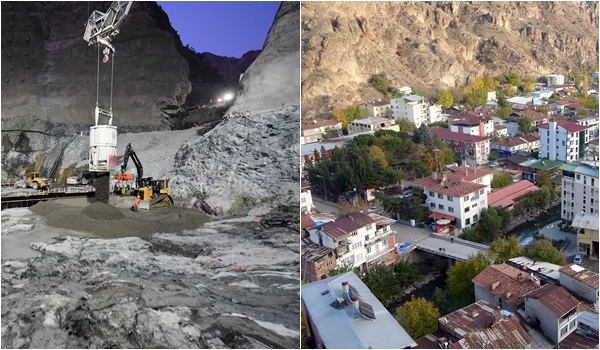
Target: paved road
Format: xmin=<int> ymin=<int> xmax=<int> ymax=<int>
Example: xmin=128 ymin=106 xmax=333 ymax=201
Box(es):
xmin=416 ymin=235 xmax=488 ymax=261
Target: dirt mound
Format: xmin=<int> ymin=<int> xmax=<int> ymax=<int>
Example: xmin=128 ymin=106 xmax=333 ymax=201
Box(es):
xmin=33 ymin=199 xmax=210 ymax=239
xmin=81 ymin=202 xmax=126 ymax=220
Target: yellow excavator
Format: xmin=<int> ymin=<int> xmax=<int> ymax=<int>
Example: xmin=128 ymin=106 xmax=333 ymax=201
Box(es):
xmin=115 ymin=143 xmax=174 ymax=208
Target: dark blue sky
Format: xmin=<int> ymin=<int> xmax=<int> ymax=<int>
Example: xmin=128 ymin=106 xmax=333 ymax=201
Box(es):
xmin=157 ymin=1 xmax=281 ymax=58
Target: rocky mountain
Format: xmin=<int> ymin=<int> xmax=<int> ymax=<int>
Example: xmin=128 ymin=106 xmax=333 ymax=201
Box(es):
xmin=202 ymin=50 xmax=261 ymax=85
xmin=301 ymin=1 xmax=599 ymax=119
xmin=0 ymin=1 xmax=257 ymax=129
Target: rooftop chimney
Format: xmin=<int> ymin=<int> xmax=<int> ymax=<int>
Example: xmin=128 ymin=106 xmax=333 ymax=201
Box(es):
xmin=492 ymin=281 xmax=501 ymax=290
xmin=472 ymin=309 xmax=479 ymax=318
xmin=441 ymin=172 xmax=448 ymax=184
xmin=342 ymin=281 xmax=349 ymax=295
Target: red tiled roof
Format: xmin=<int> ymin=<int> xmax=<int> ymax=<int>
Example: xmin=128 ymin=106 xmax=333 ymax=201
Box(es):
xmin=492 ymin=137 xmax=527 ymax=148
xmin=538 ymin=121 xmax=589 ymax=133
xmin=524 ymin=284 xmax=580 ymax=317
xmin=521 ymin=133 xmax=540 ymax=142
xmin=414 ymin=178 xmax=486 ymax=197
xmin=488 ymin=180 xmax=538 ymax=208
xmin=559 ymin=264 xmax=599 ymax=289
xmin=452 ymin=115 xmax=492 ymax=126
xmin=472 ymin=264 xmax=542 ymax=307
xmin=447 ymin=166 xmax=492 ymax=182
xmin=431 ymin=127 xmax=489 ymax=143
xmin=319 ymin=212 xmax=375 ymax=240
xmin=301 ymin=119 xmax=341 ymax=130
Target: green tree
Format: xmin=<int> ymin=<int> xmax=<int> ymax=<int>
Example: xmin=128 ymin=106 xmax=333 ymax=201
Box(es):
xmin=478 ymin=207 xmax=504 ymax=242
xmin=394 ymin=259 xmax=418 ymax=287
xmin=430 ymin=121 xmax=449 ymax=129
xmin=535 ymin=170 xmax=553 ymax=188
xmin=363 ymin=264 xmax=402 ymax=301
xmin=437 ymin=90 xmax=454 ymax=110
xmin=447 ymin=253 xmax=489 ymax=307
xmin=396 ymin=118 xmax=417 ymax=132
xmin=487 ymin=236 xmax=524 ymax=264
xmin=370 ymin=73 xmax=393 ymax=95
xmin=495 ymin=106 xmax=512 ymax=119
xmin=414 ymin=123 xmax=432 ymax=146
xmin=525 ymin=239 xmax=566 ymax=265
xmin=505 ymin=72 xmax=521 ymax=86
xmin=325 ymin=264 xmax=355 ymax=278
xmin=522 ymin=81 xmax=535 ymax=93
xmin=459 ymin=226 xmax=484 ymax=243
xmin=396 ymin=296 xmax=440 ymax=339
xmin=488 ymin=151 xmax=499 ymax=161
xmin=432 ymin=287 xmax=454 ymax=316
xmin=491 ymin=172 xmax=513 ymax=188
xmin=518 ymin=116 xmax=535 ymax=134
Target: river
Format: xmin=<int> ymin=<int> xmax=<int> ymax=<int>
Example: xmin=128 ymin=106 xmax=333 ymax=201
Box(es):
xmin=507 ymin=204 xmax=562 ymax=246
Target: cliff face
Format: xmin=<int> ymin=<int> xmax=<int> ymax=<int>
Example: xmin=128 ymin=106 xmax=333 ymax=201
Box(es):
xmin=301 ymin=1 xmax=599 ymax=119
xmin=0 ymin=1 xmax=258 ymax=129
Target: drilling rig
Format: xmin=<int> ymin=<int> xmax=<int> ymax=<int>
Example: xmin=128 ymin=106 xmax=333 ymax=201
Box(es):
xmin=83 ymin=1 xmax=132 ymax=203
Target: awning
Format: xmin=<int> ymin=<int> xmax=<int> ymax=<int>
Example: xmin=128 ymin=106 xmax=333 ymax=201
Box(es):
xmin=436 ymin=219 xmax=452 ymax=225
xmin=428 ymin=211 xmax=456 ymax=221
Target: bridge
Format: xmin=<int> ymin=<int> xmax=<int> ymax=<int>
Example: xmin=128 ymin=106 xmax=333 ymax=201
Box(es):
xmin=414 ymin=233 xmax=489 ymax=262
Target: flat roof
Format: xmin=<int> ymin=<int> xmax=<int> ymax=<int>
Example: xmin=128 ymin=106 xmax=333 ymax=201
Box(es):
xmin=351 ymin=117 xmax=392 ymax=125
xmin=571 ymin=213 xmax=599 ymax=231
xmin=301 ymin=272 xmax=417 ymax=349
xmin=301 ymin=131 xmax=374 ymax=156
xmin=402 ymin=94 xmax=425 ymax=102
xmin=507 ymin=96 xmax=533 ymax=105
xmin=573 ymin=165 xmax=599 ymax=178
xmin=509 ymin=256 xmax=561 ymax=281
xmin=520 ymin=159 xmax=563 ymax=170
xmin=559 ymin=263 xmax=599 ymax=289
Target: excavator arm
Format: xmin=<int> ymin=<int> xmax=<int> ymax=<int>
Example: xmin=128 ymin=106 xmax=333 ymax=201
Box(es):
xmin=120 ymin=143 xmax=144 ymax=188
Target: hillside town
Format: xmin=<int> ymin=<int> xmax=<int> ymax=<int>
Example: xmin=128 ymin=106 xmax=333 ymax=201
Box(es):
xmin=300 ymin=72 xmax=599 ymax=349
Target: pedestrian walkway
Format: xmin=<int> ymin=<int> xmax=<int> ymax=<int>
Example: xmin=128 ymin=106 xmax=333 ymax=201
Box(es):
xmin=415 ymin=233 xmax=489 ymax=261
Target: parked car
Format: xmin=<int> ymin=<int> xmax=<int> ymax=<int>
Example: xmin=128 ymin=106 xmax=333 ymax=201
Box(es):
xmin=574 ymin=254 xmax=582 ymax=264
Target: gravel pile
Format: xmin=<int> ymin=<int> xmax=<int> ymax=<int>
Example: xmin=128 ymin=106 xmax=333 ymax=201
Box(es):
xmin=81 ymin=202 xmax=126 ymax=220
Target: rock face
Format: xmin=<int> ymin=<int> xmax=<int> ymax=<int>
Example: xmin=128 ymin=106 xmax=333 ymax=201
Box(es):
xmin=202 ymin=50 xmax=261 ymax=85
xmin=301 ymin=1 xmax=599 ymax=119
xmin=171 ymin=2 xmax=300 ymax=215
xmin=1 ymin=208 xmax=300 ymax=349
xmin=1 ymin=1 xmax=259 ymax=178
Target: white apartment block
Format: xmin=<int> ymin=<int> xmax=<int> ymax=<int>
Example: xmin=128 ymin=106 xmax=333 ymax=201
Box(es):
xmin=301 ymin=189 xmax=315 ymax=214
xmin=547 ymin=74 xmax=565 ymax=86
xmin=561 ymin=164 xmax=599 ymax=221
xmin=358 ymin=100 xmax=392 ymax=118
xmin=347 ymin=117 xmax=399 ymax=135
xmin=391 ymin=95 xmax=427 ymax=128
xmin=427 ymin=104 xmax=445 ymax=124
xmin=449 ymin=116 xmax=495 ymax=136
xmin=539 ymin=121 xmax=589 ymax=162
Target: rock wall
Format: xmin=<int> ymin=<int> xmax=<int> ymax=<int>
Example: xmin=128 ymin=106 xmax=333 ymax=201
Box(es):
xmin=301 ymin=1 xmax=599 ymax=119
xmin=171 ymin=2 xmax=301 ymax=215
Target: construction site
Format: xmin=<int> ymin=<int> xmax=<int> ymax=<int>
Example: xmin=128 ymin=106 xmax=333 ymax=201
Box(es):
xmin=1 ymin=2 xmax=300 ymax=348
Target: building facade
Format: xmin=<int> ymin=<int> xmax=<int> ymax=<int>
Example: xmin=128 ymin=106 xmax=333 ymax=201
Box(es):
xmin=391 ymin=95 xmax=427 ymax=128
xmin=561 ymin=164 xmax=599 ymax=220
xmin=539 ymin=121 xmax=589 ymax=162
xmin=358 ymin=100 xmax=392 ymax=118
xmin=548 ymin=74 xmax=565 ymax=87
xmin=571 ymin=213 xmax=599 ymax=258
xmin=430 ymin=127 xmax=490 ymax=166
xmin=449 ymin=115 xmax=494 ymax=136
xmin=301 ymin=119 xmax=343 ymax=144
xmin=347 ymin=117 xmax=399 ymax=135
xmin=427 ymin=104 xmax=444 ymax=124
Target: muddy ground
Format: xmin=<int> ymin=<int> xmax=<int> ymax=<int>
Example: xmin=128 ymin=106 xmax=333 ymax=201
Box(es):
xmin=1 ymin=198 xmax=300 ymax=348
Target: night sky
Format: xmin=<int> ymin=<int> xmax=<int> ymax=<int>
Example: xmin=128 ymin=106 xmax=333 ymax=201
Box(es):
xmin=157 ymin=1 xmax=281 ymax=58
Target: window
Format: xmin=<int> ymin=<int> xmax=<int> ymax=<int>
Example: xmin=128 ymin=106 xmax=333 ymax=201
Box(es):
xmin=366 ymin=247 xmax=371 ymax=254
xmin=382 ymin=240 xmax=387 ymax=247
xmin=351 ymin=231 xmax=358 ymax=236
xmin=465 ymin=218 xmax=471 ymax=225
xmin=472 ymin=203 xmax=477 ymax=208
xmin=366 ymin=224 xmax=373 ymax=231
xmin=317 ymin=264 xmax=322 ymax=270
xmin=473 ymin=214 xmax=478 ymax=222
xmin=464 ymin=195 xmax=469 ymax=201
xmin=326 ymin=261 xmax=333 ymax=266
xmin=465 ymin=206 xmax=470 ymax=213
xmin=448 ymin=207 xmax=454 ymax=213
xmin=560 ymin=326 xmax=568 ymax=337
xmin=429 ymin=191 xmax=435 ymax=196
xmin=365 ymin=235 xmax=370 ymax=241
xmin=577 ymin=174 xmax=581 ymax=180
xmin=479 ymin=189 xmax=484 ymax=195
xmin=430 ymin=202 xmax=435 ymax=208
xmin=438 ymin=193 xmax=443 ymax=199
xmin=447 ymin=195 xmax=453 ymax=201
xmin=352 ymin=242 xmax=362 ymax=250
xmin=438 ymin=204 xmax=444 ymax=210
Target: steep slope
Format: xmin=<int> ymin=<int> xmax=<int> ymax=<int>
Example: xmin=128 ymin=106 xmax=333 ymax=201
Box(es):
xmin=202 ymin=50 xmax=261 ymax=85
xmin=170 ymin=2 xmax=300 ymax=215
xmin=301 ymin=1 xmax=599 ymax=119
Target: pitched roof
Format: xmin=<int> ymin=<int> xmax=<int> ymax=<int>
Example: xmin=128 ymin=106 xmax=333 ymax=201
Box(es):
xmin=301 ymin=242 xmax=334 ymax=263
xmin=431 ymin=127 xmax=488 ymax=143
xmin=538 ymin=121 xmax=589 ymax=133
xmin=488 ymin=180 xmax=538 ymax=208
xmin=472 ymin=264 xmax=542 ymax=307
xmin=301 ymin=213 xmax=316 ymax=229
xmin=319 ymin=212 xmax=375 ymax=240
xmin=413 ymin=177 xmax=487 ymax=197
xmin=450 ymin=316 xmax=532 ymax=349
xmin=559 ymin=264 xmax=599 ymax=289
xmin=524 ymin=284 xmax=580 ymax=317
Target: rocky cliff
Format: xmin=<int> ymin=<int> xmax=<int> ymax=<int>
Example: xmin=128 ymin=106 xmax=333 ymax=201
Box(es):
xmin=301 ymin=1 xmax=599 ymax=119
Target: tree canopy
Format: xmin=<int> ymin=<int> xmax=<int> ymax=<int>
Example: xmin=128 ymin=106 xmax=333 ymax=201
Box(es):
xmin=396 ymin=296 xmax=440 ymax=339
xmin=413 ymin=123 xmax=432 ymax=146
xmin=446 ymin=253 xmax=489 ymax=307
xmin=436 ymin=90 xmax=454 ymax=110
xmin=491 ymin=172 xmax=513 ymax=188
xmin=487 ymin=236 xmax=523 ymax=264
xmin=518 ymin=116 xmax=535 ymax=134
xmin=525 ymin=239 xmax=566 ymax=265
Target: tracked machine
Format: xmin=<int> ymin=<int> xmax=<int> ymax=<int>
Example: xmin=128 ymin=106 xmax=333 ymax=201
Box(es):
xmin=114 ymin=143 xmax=174 ymax=208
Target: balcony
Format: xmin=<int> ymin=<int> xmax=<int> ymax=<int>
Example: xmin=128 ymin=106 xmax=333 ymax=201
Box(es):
xmin=364 ymin=229 xmax=397 ymax=247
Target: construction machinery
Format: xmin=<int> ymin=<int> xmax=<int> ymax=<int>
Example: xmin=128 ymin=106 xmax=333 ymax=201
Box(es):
xmin=15 ymin=172 xmax=50 ymax=190
xmin=115 ymin=143 xmax=174 ymax=208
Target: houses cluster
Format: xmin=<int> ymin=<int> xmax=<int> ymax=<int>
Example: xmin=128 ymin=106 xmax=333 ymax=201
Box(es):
xmin=302 ymin=260 xmax=599 ymax=349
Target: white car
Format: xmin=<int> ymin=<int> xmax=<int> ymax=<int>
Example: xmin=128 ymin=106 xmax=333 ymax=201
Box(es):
xmin=574 ymin=254 xmax=582 ymax=265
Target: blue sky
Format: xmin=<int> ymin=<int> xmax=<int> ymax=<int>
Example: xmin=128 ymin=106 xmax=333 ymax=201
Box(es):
xmin=157 ymin=1 xmax=281 ymax=58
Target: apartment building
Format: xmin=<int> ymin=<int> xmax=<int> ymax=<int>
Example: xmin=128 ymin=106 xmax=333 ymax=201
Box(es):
xmin=358 ymin=100 xmax=392 ymax=118
xmin=430 ymin=127 xmax=490 ymax=166
xmin=571 ymin=212 xmax=599 ymax=258
xmin=347 ymin=117 xmax=398 ymax=135
xmin=538 ymin=121 xmax=589 ymax=162
xmin=391 ymin=94 xmax=427 ymax=128
xmin=561 ymin=164 xmax=599 ymax=220
xmin=548 ymin=74 xmax=565 ymax=87
xmin=449 ymin=115 xmax=494 ymax=136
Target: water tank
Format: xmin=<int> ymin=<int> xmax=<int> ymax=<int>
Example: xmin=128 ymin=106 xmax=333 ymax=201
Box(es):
xmin=89 ymin=125 xmax=117 ymax=172
xmin=410 ymin=219 xmax=416 ymax=227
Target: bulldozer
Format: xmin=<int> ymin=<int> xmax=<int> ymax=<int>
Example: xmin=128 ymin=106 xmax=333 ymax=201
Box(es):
xmin=114 ymin=143 xmax=174 ymax=208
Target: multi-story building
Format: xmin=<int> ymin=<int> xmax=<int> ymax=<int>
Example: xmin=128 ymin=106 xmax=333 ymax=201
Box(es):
xmin=524 ymin=284 xmax=581 ymax=344
xmin=548 ymin=74 xmax=565 ymax=87
xmin=427 ymin=103 xmax=444 ymax=124
xmin=301 ymin=241 xmax=337 ymax=282
xmin=571 ymin=213 xmax=599 ymax=258
xmin=449 ymin=115 xmax=495 ymax=136
xmin=430 ymin=127 xmax=490 ymax=166
xmin=574 ymin=115 xmax=599 ymax=139
xmin=411 ymin=168 xmax=491 ymax=231
xmin=559 ymin=263 xmax=599 ymax=307
xmin=347 ymin=117 xmax=399 ymax=135
xmin=561 ymin=164 xmax=599 ymax=220
xmin=491 ymin=134 xmax=541 ymax=158
xmin=301 ymin=119 xmax=343 ymax=144
xmin=300 ymin=180 xmax=315 ymax=214
xmin=306 ymin=212 xmax=398 ymax=272
xmin=391 ymin=94 xmax=427 ymax=128
xmin=358 ymin=100 xmax=392 ymax=118
xmin=538 ymin=121 xmax=589 ymax=162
